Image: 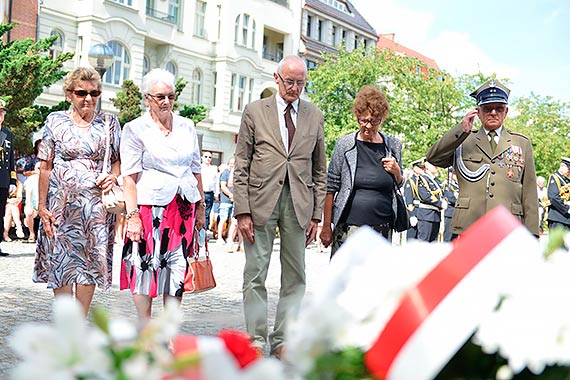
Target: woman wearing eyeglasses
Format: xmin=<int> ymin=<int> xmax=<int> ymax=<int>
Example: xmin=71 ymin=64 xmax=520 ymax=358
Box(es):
xmin=320 ymin=85 xmax=404 ymax=256
xmin=119 ymin=68 xmax=205 ymax=323
xmin=33 ymin=67 xmax=121 ymax=315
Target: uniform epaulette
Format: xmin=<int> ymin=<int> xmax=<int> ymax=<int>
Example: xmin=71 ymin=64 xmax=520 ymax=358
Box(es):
xmin=506 ymin=130 xmax=531 ymax=141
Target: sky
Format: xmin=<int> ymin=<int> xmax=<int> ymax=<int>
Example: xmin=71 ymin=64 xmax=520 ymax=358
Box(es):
xmin=349 ymin=0 xmax=570 ymax=103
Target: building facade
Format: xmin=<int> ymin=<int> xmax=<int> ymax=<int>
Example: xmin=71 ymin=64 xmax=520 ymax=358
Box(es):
xmin=12 ymin=0 xmax=374 ymax=163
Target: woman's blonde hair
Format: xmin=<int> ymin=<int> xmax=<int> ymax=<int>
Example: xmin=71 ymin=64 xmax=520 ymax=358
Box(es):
xmin=62 ymin=67 xmax=102 ymax=94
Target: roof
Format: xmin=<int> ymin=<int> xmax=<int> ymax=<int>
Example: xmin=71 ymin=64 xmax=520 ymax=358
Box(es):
xmin=376 ymin=33 xmax=440 ymax=70
xmin=304 ymin=0 xmax=377 ymax=37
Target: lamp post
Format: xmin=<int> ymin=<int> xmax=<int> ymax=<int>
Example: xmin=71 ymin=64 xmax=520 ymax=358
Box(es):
xmin=87 ymin=43 xmax=114 ymax=111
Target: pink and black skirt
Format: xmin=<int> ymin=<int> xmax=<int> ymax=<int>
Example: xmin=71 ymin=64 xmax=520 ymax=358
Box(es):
xmin=120 ymin=195 xmax=196 ymax=298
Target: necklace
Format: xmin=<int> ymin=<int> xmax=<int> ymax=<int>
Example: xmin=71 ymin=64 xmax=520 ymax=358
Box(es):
xmin=70 ymin=110 xmax=95 ymax=129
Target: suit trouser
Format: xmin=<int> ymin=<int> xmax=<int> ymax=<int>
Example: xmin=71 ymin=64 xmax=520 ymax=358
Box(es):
xmin=417 ymin=219 xmax=439 ymax=242
xmin=203 ymin=191 xmax=214 ymax=231
xmin=0 ymin=187 xmax=8 ymax=243
xmin=242 ymin=182 xmax=306 ymax=351
xmin=443 ymin=216 xmax=453 ymax=242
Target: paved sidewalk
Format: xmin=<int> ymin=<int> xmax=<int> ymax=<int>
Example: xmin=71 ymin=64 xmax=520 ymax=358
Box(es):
xmin=0 ymin=238 xmax=331 ymax=378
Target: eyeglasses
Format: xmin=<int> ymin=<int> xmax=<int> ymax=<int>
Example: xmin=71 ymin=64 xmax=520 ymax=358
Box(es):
xmin=277 ymin=72 xmax=306 ymax=89
xmin=203 ymin=155 xmax=212 ymax=159
xmin=357 ymin=118 xmax=383 ymax=127
xmin=480 ymin=105 xmax=507 ymax=114
xmin=72 ymin=90 xmax=101 ymax=97
xmin=147 ymin=93 xmax=176 ymax=102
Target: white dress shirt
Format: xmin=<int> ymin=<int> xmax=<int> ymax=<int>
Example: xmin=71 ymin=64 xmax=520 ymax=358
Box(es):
xmin=276 ymin=96 xmax=299 ymax=153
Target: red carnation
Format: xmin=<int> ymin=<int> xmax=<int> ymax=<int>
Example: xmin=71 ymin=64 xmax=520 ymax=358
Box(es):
xmin=218 ymin=329 xmax=259 ymax=368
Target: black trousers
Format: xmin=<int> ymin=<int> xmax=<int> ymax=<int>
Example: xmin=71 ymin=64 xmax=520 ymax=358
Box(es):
xmin=0 ymin=187 xmax=8 ymax=243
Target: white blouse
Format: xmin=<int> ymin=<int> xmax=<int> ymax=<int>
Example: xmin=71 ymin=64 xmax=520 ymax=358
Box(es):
xmin=120 ymin=112 xmax=202 ymax=206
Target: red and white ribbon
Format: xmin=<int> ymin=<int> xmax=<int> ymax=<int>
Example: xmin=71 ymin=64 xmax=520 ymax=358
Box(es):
xmin=365 ymin=206 xmax=537 ymax=380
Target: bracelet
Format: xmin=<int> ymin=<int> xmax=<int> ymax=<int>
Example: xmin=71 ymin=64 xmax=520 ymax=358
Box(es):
xmin=125 ymin=208 xmax=140 ymax=220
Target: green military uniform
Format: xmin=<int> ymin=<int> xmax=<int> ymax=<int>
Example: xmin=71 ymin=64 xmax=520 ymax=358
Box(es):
xmin=427 ymin=123 xmax=538 ymax=236
xmin=426 ymin=79 xmax=538 ymax=237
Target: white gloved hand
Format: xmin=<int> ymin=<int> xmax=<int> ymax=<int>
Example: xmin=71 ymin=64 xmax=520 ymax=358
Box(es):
xmin=410 ymin=216 xmax=418 ymax=227
xmin=8 ymin=184 xmax=16 ymax=195
xmin=441 ymin=199 xmax=448 ymax=210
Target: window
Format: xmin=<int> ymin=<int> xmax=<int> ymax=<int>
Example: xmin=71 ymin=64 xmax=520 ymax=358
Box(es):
xmin=307 ymin=15 xmax=312 ymax=38
xmin=194 ymin=1 xmax=206 ymax=37
xmin=317 ymin=19 xmax=323 ymax=41
xmin=191 ymin=69 xmax=202 ymax=104
xmin=105 ymin=41 xmax=130 ymax=85
xmin=332 ymin=26 xmax=337 ymax=46
xmin=242 ymin=14 xmax=249 ymax=46
xmin=248 ymin=78 xmax=254 ymax=104
xmin=212 ymin=71 xmax=217 ymax=107
xmin=168 ymin=0 xmax=180 ymax=24
xmin=165 ymin=61 xmax=177 ymax=77
xmin=111 ymin=0 xmax=132 ymax=5
xmin=234 ymin=13 xmax=256 ymax=48
xmin=251 ymin=20 xmax=256 ymax=49
xmin=49 ymin=30 xmax=64 ymax=60
xmin=238 ymin=76 xmax=246 ymax=111
xmin=143 ymin=55 xmax=150 ymax=76
xmin=230 ymin=74 xmax=236 ymax=110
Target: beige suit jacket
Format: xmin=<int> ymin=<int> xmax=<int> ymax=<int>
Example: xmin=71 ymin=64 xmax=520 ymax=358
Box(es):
xmin=427 ymin=123 xmax=539 ymax=236
xmin=233 ymin=94 xmax=327 ymax=229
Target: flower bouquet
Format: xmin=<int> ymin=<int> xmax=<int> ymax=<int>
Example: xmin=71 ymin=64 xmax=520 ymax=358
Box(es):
xmin=9 ymin=298 xmax=285 ymax=380
xmin=287 ymin=206 xmax=570 ymax=380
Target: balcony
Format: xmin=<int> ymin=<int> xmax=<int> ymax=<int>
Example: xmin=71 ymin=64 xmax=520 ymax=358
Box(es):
xmin=146 ymin=7 xmax=177 ymax=24
xmin=268 ymin=0 xmax=289 ymax=6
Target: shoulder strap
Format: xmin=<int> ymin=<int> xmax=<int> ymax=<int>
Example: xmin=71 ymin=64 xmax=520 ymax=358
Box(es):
xmin=102 ymin=113 xmax=111 ymax=174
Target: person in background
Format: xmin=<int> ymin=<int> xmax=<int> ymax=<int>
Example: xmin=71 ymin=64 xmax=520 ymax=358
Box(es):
xmin=536 ymin=176 xmax=547 ymax=234
xmin=120 ymin=68 xmax=205 ymax=324
xmin=32 ymin=67 xmax=121 ymax=315
xmin=415 ymin=161 xmax=445 ymax=242
xmin=217 ymin=157 xmax=234 ymax=244
xmin=234 ymin=55 xmax=327 ymax=358
xmin=3 ymin=178 xmax=24 ymax=241
xmin=0 ymin=99 xmax=17 ymax=257
xmin=546 ymin=158 xmax=570 ymax=231
xmin=403 ymin=158 xmax=424 ymax=240
xmin=442 ymin=167 xmax=458 ymax=242
xmin=427 ymin=79 xmax=538 ymax=238
xmin=201 ymin=151 xmax=218 ymax=239
xmin=23 ymin=161 xmax=40 ymax=243
xmin=320 ymin=85 xmax=403 ymax=255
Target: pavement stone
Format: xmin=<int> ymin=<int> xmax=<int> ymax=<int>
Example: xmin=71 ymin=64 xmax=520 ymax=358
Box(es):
xmin=0 ymin=238 xmax=331 ymax=379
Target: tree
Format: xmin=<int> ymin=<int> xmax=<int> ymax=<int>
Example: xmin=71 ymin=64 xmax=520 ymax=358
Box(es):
xmin=506 ymin=94 xmax=570 ymax=179
xmin=0 ymin=23 xmax=74 ymax=154
xmin=109 ymin=79 xmax=143 ymax=125
xmin=307 ymin=47 xmax=466 ymax=163
xmin=179 ymin=104 xmax=207 ymax=125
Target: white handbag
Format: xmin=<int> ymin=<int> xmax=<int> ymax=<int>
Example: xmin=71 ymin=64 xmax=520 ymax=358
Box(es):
xmin=101 ymin=113 xmax=125 ymax=215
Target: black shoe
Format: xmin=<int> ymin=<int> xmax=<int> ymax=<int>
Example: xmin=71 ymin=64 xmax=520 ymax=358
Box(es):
xmin=0 ymin=250 xmax=9 ymax=257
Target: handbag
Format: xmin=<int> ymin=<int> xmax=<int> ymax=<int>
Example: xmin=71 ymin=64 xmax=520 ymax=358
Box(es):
xmin=393 ymin=183 xmax=411 ymax=232
xmin=184 ymin=228 xmax=217 ymax=293
xmin=101 ymin=113 xmax=126 ymax=215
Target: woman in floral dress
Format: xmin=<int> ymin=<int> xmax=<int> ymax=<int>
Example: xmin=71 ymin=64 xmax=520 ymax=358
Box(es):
xmin=33 ymin=67 xmax=121 ymax=315
xmin=120 ymin=68 xmax=205 ymax=323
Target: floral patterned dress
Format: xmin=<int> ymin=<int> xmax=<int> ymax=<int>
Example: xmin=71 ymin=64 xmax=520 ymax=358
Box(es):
xmin=33 ymin=111 xmax=121 ymax=290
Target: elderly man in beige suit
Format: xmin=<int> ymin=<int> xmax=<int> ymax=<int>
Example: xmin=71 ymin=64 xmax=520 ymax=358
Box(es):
xmin=233 ymin=55 xmax=327 ymax=358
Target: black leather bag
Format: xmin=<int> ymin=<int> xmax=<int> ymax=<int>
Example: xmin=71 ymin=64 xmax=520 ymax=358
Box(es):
xmin=393 ymin=184 xmax=410 ymax=232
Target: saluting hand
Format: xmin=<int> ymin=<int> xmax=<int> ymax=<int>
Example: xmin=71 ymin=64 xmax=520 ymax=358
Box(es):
xmin=461 ymin=110 xmax=479 ymax=133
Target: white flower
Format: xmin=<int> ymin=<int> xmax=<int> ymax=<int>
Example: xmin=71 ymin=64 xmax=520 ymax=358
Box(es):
xmin=287 ymin=227 xmax=450 ymax=376
xmin=9 ymin=296 xmax=111 ymax=380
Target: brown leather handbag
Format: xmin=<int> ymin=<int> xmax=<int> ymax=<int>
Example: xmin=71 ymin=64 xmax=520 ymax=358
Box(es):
xmin=183 ymin=228 xmax=216 ymax=293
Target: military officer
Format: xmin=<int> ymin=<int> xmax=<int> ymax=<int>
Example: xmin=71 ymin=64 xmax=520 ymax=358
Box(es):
xmin=403 ymin=158 xmax=424 ymax=240
xmin=416 ymin=160 xmax=445 ymax=242
xmin=442 ymin=167 xmax=459 ymax=242
xmin=0 ymin=100 xmax=17 ymax=256
xmin=427 ymin=79 xmax=539 ymax=237
xmin=546 ymin=157 xmax=570 ymax=230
